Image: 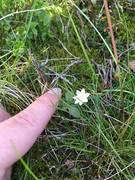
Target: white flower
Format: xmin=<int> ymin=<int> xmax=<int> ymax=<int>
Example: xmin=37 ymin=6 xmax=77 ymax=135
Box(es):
xmin=73 ymin=88 xmax=90 ymax=106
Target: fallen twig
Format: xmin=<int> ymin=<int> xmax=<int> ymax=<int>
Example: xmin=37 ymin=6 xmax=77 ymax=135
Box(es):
xmin=29 ymin=51 xmax=47 ymax=85
xmin=103 ymin=0 xmax=118 ymax=64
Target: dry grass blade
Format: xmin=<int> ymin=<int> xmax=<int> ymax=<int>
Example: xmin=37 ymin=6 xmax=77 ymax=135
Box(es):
xmin=29 ymin=51 xmax=47 ymax=85
xmin=104 ymin=0 xmax=118 ymax=65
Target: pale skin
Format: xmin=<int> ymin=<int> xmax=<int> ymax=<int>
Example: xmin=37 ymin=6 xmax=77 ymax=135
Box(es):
xmin=0 ymin=88 xmax=61 ymax=180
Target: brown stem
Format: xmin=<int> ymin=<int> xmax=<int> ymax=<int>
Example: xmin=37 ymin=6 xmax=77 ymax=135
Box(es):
xmin=103 ymin=0 xmax=118 ymax=64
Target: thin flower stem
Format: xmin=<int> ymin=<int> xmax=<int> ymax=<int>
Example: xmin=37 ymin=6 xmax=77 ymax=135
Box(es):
xmin=0 ymin=8 xmax=45 ymax=22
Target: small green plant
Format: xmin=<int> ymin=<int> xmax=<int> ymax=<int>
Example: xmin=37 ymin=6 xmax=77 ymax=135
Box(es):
xmin=62 ymin=90 xmax=81 ymax=118
xmin=0 ymin=0 xmax=64 ymax=59
xmin=1 ymin=0 xmax=135 ymax=179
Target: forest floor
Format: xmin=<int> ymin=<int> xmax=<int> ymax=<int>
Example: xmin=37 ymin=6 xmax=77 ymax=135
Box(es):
xmin=1 ymin=0 xmax=135 ymax=179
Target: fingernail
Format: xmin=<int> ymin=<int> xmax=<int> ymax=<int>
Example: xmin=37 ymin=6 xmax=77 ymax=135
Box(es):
xmin=50 ymin=88 xmax=62 ymax=98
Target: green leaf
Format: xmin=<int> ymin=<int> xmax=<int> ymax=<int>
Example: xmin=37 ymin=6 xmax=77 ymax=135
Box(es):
xmin=68 ymin=106 xmax=81 ymax=118
xmin=65 ymin=91 xmax=73 ymax=103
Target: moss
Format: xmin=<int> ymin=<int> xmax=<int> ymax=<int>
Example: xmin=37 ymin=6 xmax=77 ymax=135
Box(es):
xmin=2 ymin=1 xmax=135 ymax=179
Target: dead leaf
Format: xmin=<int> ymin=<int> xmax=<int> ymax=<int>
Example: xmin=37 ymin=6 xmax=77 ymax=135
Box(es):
xmin=65 ymin=160 xmax=75 ymax=170
xmin=130 ymin=43 xmax=135 ymax=48
xmin=129 ymin=60 xmax=135 ymax=72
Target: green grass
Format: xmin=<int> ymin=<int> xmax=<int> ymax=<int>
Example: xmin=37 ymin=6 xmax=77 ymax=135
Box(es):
xmin=1 ymin=0 xmax=135 ymax=179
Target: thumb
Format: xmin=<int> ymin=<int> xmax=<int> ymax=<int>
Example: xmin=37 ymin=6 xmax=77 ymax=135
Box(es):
xmin=0 ymin=88 xmax=61 ymax=169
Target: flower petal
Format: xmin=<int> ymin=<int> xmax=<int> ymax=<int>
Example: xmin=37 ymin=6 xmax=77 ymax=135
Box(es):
xmin=76 ymin=90 xmax=81 ymax=96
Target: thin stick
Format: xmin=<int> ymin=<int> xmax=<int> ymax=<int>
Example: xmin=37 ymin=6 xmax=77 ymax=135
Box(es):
xmin=29 ymin=51 xmax=47 ymax=85
xmin=103 ymin=0 xmax=118 ymax=64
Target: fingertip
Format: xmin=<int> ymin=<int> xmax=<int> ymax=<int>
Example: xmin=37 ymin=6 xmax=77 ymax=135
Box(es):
xmin=47 ymin=88 xmax=62 ymax=99
xmin=39 ymin=88 xmax=62 ymax=109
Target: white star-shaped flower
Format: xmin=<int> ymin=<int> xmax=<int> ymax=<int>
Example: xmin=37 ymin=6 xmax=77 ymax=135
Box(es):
xmin=73 ymin=88 xmax=90 ymax=106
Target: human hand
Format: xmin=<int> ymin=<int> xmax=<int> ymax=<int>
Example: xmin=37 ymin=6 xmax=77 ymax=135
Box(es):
xmin=0 ymin=88 xmax=61 ymax=180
